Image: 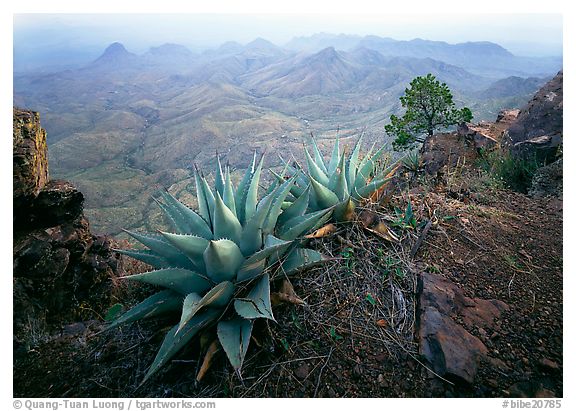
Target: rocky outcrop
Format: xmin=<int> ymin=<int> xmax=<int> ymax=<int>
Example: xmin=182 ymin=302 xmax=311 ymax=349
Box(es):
xmin=504 ymin=71 xmax=563 ymax=162
xmin=421 ymin=132 xmax=477 ymax=176
xmin=529 ymin=158 xmax=563 ymax=198
xmin=13 ymin=109 xmax=49 ymax=209
xmin=417 ymin=271 xmax=508 ymax=385
xmin=13 ymin=108 xmax=121 ymax=348
xmin=457 ymin=123 xmax=498 ymax=151
xmin=421 ymin=109 xmax=520 ymax=177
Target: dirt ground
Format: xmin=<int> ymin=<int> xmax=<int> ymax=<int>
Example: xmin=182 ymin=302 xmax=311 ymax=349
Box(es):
xmin=13 ymin=174 xmax=563 ymax=398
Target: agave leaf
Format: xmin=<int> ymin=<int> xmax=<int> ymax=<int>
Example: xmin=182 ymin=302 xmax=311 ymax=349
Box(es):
xmin=194 ymin=166 xmax=212 ymax=226
xmin=365 ymin=222 xmax=400 ymax=242
xmin=176 ymin=281 xmax=235 ymax=333
xmin=277 ymin=186 xmax=310 ymax=227
xmin=368 ymin=163 xmax=401 ymax=202
xmin=222 ymin=166 xmax=237 ymax=217
xmin=121 ymin=268 xmax=212 ymax=295
xmin=304 ymin=146 xmax=329 ymax=187
xmin=244 ymin=153 xmax=265 ymax=223
xmin=217 ymin=317 xmax=253 ymax=371
xmin=123 ymin=230 xmax=195 ymax=269
xmin=215 ymin=154 xmax=225 ymax=196
xmin=346 ymin=133 xmax=364 ymax=189
xmin=179 ymin=293 xmax=202 ymax=326
xmin=142 ymin=308 xmax=220 ymax=383
xmin=333 ymin=152 xmax=349 ymax=201
xmin=271 ymin=167 xmax=308 ymax=198
xmin=327 ymin=151 xmax=344 ymax=192
xmin=289 ymin=180 xmax=308 ymax=198
xmin=327 ymin=137 xmax=340 ymax=174
xmin=203 ymin=239 xmax=245 ymax=283
xmin=333 ymin=197 xmax=356 ymax=222
xmin=279 ymin=248 xmax=328 ymax=276
xmin=277 ymin=208 xmax=333 ymax=241
xmin=196 ymin=339 xmax=219 ymax=382
xmin=107 ymin=290 xmax=182 ymax=330
xmin=309 ymin=176 xmax=340 ymax=209
xmin=114 ymin=248 xmax=169 ymax=269
xmin=304 ymin=223 xmax=337 ymax=239
xmin=310 ymin=136 xmax=328 ymax=174
xmin=235 ymin=152 xmax=257 ymax=225
xmin=159 ymin=232 xmax=209 ymax=265
xmin=213 ymin=192 xmax=242 ymax=244
xmin=234 ymin=273 xmax=274 ymax=321
xmin=159 ymin=191 xmax=213 ymax=239
xmin=239 ymin=190 xmax=275 ymax=256
xmin=153 ymin=198 xmax=184 ymax=234
xmin=243 ymin=235 xmax=292 ymax=267
xmin=199 ymin=174 xmax=216 ymax=226
xmin=353 ymin=176 xmax=393 ymax=201
xmin=236 ymin=258 xmax=266 ymax=282
xmin=262 ymin=175 xmax=296 ymax=234
xmin=353 ymin=145 xmax=388 ymax=190
xmin=264 ymin=162 xmax=290 ymax=197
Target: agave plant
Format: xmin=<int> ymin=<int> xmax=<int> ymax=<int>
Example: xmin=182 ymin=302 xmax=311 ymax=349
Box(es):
xmin=109 ymin=154 xmax=332 ymax=382
xmin=273 ymin=135 xmax=400 ymax=221
xmin=401 ymin=148 xmax=421 ymax=172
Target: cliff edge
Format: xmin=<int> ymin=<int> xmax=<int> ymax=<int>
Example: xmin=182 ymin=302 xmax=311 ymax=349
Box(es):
xmin=13 ymin=108 xmax=121 ymax=348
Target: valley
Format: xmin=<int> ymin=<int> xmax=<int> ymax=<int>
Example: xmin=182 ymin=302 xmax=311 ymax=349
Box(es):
xmin=13 ymin=34 xmax=561 ymax=236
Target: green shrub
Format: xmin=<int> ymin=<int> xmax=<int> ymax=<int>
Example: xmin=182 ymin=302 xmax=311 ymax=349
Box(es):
xmin=478 ymin=149 xmax=543 ymax=193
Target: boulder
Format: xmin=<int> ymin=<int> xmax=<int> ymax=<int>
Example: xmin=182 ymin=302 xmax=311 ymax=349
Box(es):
xmin=419 ymin=306 xmax=487 ymax=385
xmin=496 ymin=109 xmax=520 ymax=124
xmin=511 ymin=134 xmax=562 ymax=164
xmin=417 ymin=271 xmax=508 ymax=385
xmin=457 ymin=123 xmax=498 ymax=151
xmin=503 ymin=71 xmax=563 ymax=158
xmin=421 ymin=132 xmax=477 ymax=176
xmin=15 ymin=180 xmax=84 ymax=231
xmin=529 ymin=158 xmax=563 ymax=199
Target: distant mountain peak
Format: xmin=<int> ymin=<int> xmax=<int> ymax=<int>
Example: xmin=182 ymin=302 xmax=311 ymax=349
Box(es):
xmin=93 ymin=42 xmax=137 ymax=66
xmin=310 ymin=46 xmax=339 ymax=61
xmin=102 ymin=42 xmax=129 ymax=57
xmin=245 ymin=37 xmax=277 ymax=48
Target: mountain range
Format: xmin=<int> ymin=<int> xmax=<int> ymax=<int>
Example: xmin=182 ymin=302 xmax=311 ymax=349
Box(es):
xmin=13 ymin=34 xmax=561 ymax=235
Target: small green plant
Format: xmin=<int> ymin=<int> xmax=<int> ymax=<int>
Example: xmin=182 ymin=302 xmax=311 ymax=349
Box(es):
xmin=365 ymin=293 xmax=377 ymax=306
xmin=341 ymin=246 xmax=356 ymax=275
xmin=109 ymin=154 xmax=332 ymax=382
xmin=391 ymin=200 xmax=417 ymax=230
xmin=279 ymin=338 xmax=290 ymax=351
xmin=427 ymin=264 xmax=441 ymax=274
xmin=394 ymin=267 xmax=406 ymax=279
xmin=329 ymin=325 xmax=343 ymax=341
xmin=402 ymin=149 xmax=421 ymax=172
xmin=381 ymin=256 xmax=402 ymax=278
xmin=477 ymin=149 xmax=543 ymax=193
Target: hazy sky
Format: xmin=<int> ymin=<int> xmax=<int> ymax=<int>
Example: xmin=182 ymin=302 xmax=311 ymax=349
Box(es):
xmin=14 ymin=12 xmax=563 ymax=56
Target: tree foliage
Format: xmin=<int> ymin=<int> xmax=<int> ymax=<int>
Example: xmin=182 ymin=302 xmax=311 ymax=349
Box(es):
xmin=385 ymin=74 xmax=473 ymax=151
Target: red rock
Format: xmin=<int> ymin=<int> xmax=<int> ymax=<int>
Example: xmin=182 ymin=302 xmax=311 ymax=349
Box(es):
xmin=417 ymin=271 xmax=509 ymax=385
